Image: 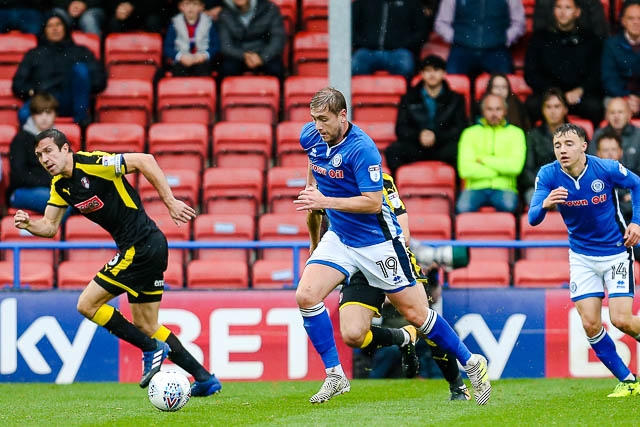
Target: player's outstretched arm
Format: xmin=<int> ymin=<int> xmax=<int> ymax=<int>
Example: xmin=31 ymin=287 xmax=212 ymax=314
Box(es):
xmin=14 ymin=205 xmax=65 ymax=238
xmin=122 ymin=153 xmax=196 ymax=226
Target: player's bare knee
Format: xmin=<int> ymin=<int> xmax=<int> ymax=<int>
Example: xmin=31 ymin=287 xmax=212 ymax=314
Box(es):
xmin=610 ymin=315 xmax=632 ymax=335
xmin=582 ymin=320 xmax=603 ymax=337
xmin=295 ymin=287 xmax=320 ymax=308
xmin=76 ymin=296 xmax=97 ymax=319
xmin=341 ymin=326 xmax=366 ymax=348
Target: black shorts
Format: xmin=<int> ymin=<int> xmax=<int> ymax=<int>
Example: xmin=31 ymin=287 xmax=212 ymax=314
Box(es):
xmin=93 ymin=230 xmax=168 ymax=304
xmin=338 ymin=271 xmax=386 ymax=317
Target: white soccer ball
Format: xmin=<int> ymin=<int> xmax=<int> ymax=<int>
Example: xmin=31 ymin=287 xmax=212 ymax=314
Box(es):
xmin=148 ymin=370 xmax=191 ymax=412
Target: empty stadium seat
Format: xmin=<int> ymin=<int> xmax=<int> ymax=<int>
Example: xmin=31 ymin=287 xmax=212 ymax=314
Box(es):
xmin=187 ymin=259 xmax=249 ymax=289
xmin=293 ymin=32 xmax=328 ymax=76
xmin=444 ymin=74 xmax=472 ymax=116
xmin=56 ymin=262 xmax=97 ymax=289
xmin=193 ymin=213 xmax=255 ymax=263
xmin=0 ymin=261 xmax=54 ymax=289
xmin=95 ymin=79 xmax=153 ymax=126
xmin=513 ymin=259 xmax=569 ymax=288
xmin=352 ymin=75 xmax=406 ymax=122
xmin=252 ymin=259 xmax=304 ymax=289
xmin=356 ymin=121 xmax=396 ymax=152
xmin=301 ymin=0 xmax=328 ymax=32
xmin=72 ymin=31 xmax=101 ymax=59
xmin=272 ymin=0 xmax=298 ymax=36
xmin=0 ymin=215 xmax=59 ymax=266
xmin=54 ymin=122 xmax=82 ymax=152
xmin=212 ymin=121 xmax=273 ymax=171
xmin=266 ymin=166 xmax=307 ymax=213
xmin=519 ymin=211 xmax=568 ymax=261
xmin=456 ymin=212 xmax=517 ymax=262
xmin=157 ymin=77 xmax=216 ymax=125
xmin=567 ymin=116 xmax=594 ymax=140
xmin=408 ymin=213 xmax=452 ymax=240
xmin=0 ymin=78 xmax=21 ymax=126
xmin=395 ymin=161 xmax=457 ymax=215
xmin=85 ymin=122 xmax=145 ymax=153
xmin=258 ymin=212 xmax=309 ymax=262
xmin=276 ymin=121 xmax=307 ymax=166
xmin=0 ymin=124 xmax=16 ymax=157
xmin=104 ymin=32 xmax=162 ymax=80
xmin=139 ymin=168 xmax=200 ymax=208
xmin=447 ymin=260 xmax=511 ymax=288
xmin=283 ymin=76 xmax=328 ymax=121
xmin=63 ymin=215 xmax=115 ymax=271
xmin=0 ymin=32 xmax=37 ymax=79
xmin=202 ymin=167 xmax=264 ymax=217
xmin=148 ymin=122 xmax=208 ymax=173
xmin=220 ymin=76 xmax=280 ymax=124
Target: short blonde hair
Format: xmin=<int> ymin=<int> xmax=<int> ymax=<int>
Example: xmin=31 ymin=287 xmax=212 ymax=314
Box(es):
xmin=310 ymin=87 xmax=347 ymax=115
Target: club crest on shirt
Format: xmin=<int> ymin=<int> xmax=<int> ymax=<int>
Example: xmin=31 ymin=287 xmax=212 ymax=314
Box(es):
xmin=81 ymin=176 xmax=90 ymax=189
xmin=590 ymin=179 xmax=604 ymax=193
xmin=331 ymin=154 xmax=342 ymax=167
xmin=368 ymin=165 xmax=381 ymax=182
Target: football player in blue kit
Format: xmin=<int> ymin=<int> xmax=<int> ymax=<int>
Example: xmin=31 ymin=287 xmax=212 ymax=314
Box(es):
xmin=529 ymin=123 xmax=640 ymax=397
xmin=293 ymin=87 xmax=491 ymax=405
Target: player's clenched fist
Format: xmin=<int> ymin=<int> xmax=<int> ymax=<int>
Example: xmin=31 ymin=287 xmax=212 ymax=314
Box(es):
xmin=14 ymin=209 xmax=30 ymax=229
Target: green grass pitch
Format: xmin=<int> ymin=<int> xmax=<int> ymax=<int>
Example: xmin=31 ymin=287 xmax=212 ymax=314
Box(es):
xmin=1 ymin=378 xmax=639 ymax=426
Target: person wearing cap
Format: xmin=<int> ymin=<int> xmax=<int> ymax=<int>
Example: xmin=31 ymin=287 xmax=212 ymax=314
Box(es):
xmin=385 ymin=54 xmax=468 ymax=175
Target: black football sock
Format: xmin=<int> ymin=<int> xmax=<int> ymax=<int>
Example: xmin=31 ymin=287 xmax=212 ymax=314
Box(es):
xmin=430 ymin=342 xmax=463 ymax=385
xmin=92 ymin=305 xmax=156 ymax=351
xmin=164 ymin=332 xmax=211 ymax=382
xmin=361 ymin=326 xmax=406 ymax=355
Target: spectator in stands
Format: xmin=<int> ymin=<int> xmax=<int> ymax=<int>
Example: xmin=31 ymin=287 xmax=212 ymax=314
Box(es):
xmin=521 ymin=88 xmax=569 ymax=206
xmin=204 ymin=0 xmax=222 ymax=20
xmin=434 ymin=0 xmax=525 ymax=77
xmin=385 ymin=54 xmax=467 ymax=175
xmin=217 ymin=0 xmax=285 ymax=80
xmin=351 ymin=0 xmax=427 ymax=82
xmin=52 ymin=1 xmax=106 ymax=36
xmin=163 ymin=0 xmax=219 ymax=77
xmin=8 ymin=92 xmax=61 ymax=215
xmin=587 ymin=97 xmax=640 ymax=175
xmin=524 ymin=0 xmax=603 ymax=129
xmin=601 ymin=1 xmax=640 ymax=117
xmin=106 ymin=0 xmax=166 ymax=33
xmin=11 ymin=11 xmax=106 ymax=126
xmin=475 ymin=73 xmax=531 ymax=131
xmin=456 ymin=93 xmax=526 ymax=213
xmin=533 ymin=0 xmax=609 ymax=40
xmin=0 ymin=1 xmax=49 ymax=35
xmin=594 ymin=130 xmax=633 ymax=224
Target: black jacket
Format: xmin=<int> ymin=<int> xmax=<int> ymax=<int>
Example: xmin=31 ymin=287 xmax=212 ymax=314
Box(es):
xmin=395 ymin=79 xmax=468 ymax=165
xmin=11 ymin=11 xmax=106 ymax=100
xmin=8 ymin=129 xmax=52 ymax=195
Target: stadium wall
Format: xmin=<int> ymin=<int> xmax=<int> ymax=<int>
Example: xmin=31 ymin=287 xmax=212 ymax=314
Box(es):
xmin=1 ymin=289 xmax=639 ymax=383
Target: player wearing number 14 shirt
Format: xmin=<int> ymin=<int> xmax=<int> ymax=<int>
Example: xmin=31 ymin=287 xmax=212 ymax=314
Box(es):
xmin=529 ymin=123 xmax=640 ymax=397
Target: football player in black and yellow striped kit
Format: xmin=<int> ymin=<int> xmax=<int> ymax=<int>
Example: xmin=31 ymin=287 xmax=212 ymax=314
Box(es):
xmin=308 ymin=172 xmax=470 ymax=400
xmin=13 ymin=128 xmax=220 ymax=397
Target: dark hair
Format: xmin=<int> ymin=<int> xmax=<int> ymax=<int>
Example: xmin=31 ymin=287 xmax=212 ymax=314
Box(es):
xmin=310 ymin=87 xmax=347 ymax=116
xmin=553 ymin=122 xmax=587 ymax=142
xmin=35 ymin=128 xmax=71 ymax=152
xmin=621 ymin=0 xmax=640 ymax=18
xmin=420 ymin=54 xmax=447 ymax=71
xmin=486 ymin=73 xmax=513 ymax=96
xmin=541 ymin=87 xmax=568 ymax=109
xmin=594 ymin=129 xmax=623 ymax=150
xmin=29 ymin=92 xmax=59 ymax=115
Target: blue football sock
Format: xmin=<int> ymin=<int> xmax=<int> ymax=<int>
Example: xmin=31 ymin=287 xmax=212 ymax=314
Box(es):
xmin=300 ymin=302 xmax=340 ymax=369
xmin=589 ymin=327 xmax=633 ymax=381
xmin=419 ymin=308 xmax=472 ymax=366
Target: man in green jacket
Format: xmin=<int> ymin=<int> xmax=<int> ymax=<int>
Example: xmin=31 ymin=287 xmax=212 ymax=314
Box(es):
xmin=456 ymin=93 xmax=526 ymax=213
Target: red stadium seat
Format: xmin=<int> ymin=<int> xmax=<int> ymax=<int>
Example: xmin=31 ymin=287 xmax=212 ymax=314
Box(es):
xmin=352 ymin=75 xmax=406 ymax=122
xmin=395 ymin=161 xmax=457 ymax=215
xmin=0 ymin=123 xmax=16 ymax=156
xmin=283 ymin=76 xmax=328 ymax=121
xmin=148 ymin=122 xmax=208 ymax=173
xmin=301 ymin=0 xmax=328 ymax=32
xmin=408 ymin=213 xmax=452 ymax=240
xmin=72 ymin=31 xmax=101 ymax=59
xmin=104 ymin=32 xmax=162 ymax=80
xmin=85 ymin=123 xmax=145 ymax=153
xmin=0 ymin=215 xmax=60 ymax=266
xmin=193 ymin=213 xmax=255 ymax=263
xmin=293 ymin=32 xmax=328 ymax=76
xmin=275 ymin=121 xmax=307 ymax=167
xmin=187 ymin=259 xmax=249 ymax=289
xmin=444 ymin=74 xmax=472 ymax=116
xmin=56 ymin=262 xmax=98 ymax=289
xmin=0 ymin=261 xmax=54 ymax=289
xmin=513 ymin=259 xmax=569 ymax=288
xmin=258 ymin=212 xmax=309 ymax=262
xmin=139 ymin=168 xmax=200 ymax=208
xmin=157 ymin=77 xmax=216 ymax=125
xmin=0 ymin=78 xmax=21 ymax=126
xmin=272 ymin=0 xmax=297 ymax=36
xmin=252 ymin=259 xmax=304 ymax=289
xmin=54 ymin=122 xmax=82 ymax=152
xmin=266 ymin=166 xmax=307 ymax=213
xmin=356 ymin=121 xmax=396 ymax=152
xmin=202 ymin=167 xmax=263 ymax=217
xmin=448 ymin=260 xmax=511 ymax=288
xmin=0 ymin=32 xmax=37 ymax=79
xmin=519 ymin=211 xmax=569 ymax=262
xmin=456 ymin=212 xmax=517 ymax=263
xmin=220 ymin=76 xmax=280 ymax=124
xmin=63 ymin=215 xmax=115 ymax=270
xmin=95 ymin=79 xmax=153 ymax=126
xmin=568 ymin=116 xmax=594 ymax=140
xmin=213 ymin=121 xmax=272 ymax=171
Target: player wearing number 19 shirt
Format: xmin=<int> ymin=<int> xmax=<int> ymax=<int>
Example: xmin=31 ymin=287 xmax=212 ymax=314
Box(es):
xmin=529 ymin=123 xmax=640 ymax=397
xmin=293 ymin=87 xmax=491 ymax=405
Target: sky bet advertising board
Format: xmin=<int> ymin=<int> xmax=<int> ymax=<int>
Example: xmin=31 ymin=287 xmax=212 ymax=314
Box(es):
xmin=1 ymin=288 xmax=639 ymax=383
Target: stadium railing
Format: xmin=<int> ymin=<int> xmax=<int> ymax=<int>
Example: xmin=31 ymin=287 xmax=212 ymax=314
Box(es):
xmin=0 ymin=240 xmax=571 ymax=289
